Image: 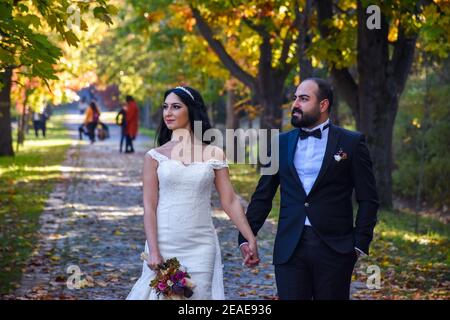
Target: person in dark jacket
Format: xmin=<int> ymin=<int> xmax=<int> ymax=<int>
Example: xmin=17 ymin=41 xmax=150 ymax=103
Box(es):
xmin=238 ymin=78 xmax=379 ymax=300
xmin=116 ymin=104 xmax=127 ymax=152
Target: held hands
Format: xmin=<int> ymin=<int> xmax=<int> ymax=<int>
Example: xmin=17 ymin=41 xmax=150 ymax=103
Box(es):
xmin=240 ymin=240 xmax=260 ymax=268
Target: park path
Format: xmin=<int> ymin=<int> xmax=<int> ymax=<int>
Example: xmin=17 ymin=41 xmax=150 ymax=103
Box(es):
xmin=10 ymin=107 xmax=364 ymax=300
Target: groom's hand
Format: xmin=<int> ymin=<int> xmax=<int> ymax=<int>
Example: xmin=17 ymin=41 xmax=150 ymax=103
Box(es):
xmin=240 ymin=242 xmax=260 ymax=267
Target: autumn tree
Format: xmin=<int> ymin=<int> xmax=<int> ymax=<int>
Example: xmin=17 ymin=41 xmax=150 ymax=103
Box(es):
xmin=189 ymin=1 xmax=303 ymax=130
xmin=94 ymin=1 xmax=232 ymax=127
xmin=0 ymin=0 xmax=117 ymax=156
xmin=313 ymin=0 xmax=450 ymax=208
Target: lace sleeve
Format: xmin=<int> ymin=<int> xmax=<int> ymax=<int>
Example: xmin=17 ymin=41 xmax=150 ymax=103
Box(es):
xmin=146 ymin=149 xmax=168 ymax=163
xmin=209 ymin=159 xmax=229 ymax=170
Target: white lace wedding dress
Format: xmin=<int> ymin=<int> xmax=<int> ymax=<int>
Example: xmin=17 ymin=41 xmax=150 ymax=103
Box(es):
xmin=126 ymin=149 xmax=227 ymax=300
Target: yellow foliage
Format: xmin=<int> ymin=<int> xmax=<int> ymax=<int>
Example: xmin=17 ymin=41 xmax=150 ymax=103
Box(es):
xmin=388 ymin=23 xmax=398 ymax=43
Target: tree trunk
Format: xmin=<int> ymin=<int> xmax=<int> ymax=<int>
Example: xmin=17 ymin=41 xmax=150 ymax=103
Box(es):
xmin=25 ymin=108 xmax=30 ymax=135
xmin=415 ymin=56 xmax=431 ymax=232
xmin=254 ymin=78 xmax=285 ymax=163
xmin=16 ymin=112 xmax=25 ymax=152
xmin=142 ymin=99 xmax=152 ymax=129
xmin=259 ymin=96 xmax=284 ymax=130
xmin=329 ymin=79 xmax=340 ymax=126
xmin=225 ymin=87 xmax=238 ymax=129
xmin=357 ymin=78 xmax=397 ymax=209
xmin=0 ymin=67 xmax=14 ymax=156
xmin=257 ymin=78 xmax=285 ymax=130
xmin=361 ymin=97 xmax=396 ymax=209
xmin=17 ymin=93 xmax=29 ymax=151
xmin=356 ymin=2 xmax=391 ymax=208
xmin=191 ymin=6 xmax=295 ymax=132
xmin=316 ymin=0 xmax=417 ymax=209
xmin=296 ymin=0 xmax=314 ymax=81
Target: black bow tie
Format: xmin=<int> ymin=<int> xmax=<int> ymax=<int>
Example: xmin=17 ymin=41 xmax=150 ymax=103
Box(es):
xmin=299 ymin=124 xmax=329 ymax=140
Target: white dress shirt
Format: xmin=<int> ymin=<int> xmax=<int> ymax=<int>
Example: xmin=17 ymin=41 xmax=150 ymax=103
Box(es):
xmin=294 ymin=119 xmax=330 ymax=226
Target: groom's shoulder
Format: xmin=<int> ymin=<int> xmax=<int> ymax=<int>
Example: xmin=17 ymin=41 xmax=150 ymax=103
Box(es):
xmin=279 ymin=128 xmax=297 ymax=140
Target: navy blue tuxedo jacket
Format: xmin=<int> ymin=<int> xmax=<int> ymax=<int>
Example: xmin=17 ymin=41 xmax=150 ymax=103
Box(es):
xmin=238 ymin=123 xmax=379 ymax=265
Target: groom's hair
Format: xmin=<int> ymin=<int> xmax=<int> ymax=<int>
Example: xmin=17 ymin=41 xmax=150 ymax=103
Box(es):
xmin=303 ymin=77 xmax=333 ymax=113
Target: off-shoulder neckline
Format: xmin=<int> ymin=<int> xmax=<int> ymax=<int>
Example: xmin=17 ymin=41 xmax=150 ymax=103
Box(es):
xmin=148 ymin=149 xmax=228 ymax=167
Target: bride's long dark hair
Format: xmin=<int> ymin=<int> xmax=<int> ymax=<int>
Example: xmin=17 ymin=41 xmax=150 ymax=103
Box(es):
xmin=156 ymin=86 xmax=213 ymax=146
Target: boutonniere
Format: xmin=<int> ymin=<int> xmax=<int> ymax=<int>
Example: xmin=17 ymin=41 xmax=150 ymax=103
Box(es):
xmin=334 ymin=148 xmax=348 ymax=162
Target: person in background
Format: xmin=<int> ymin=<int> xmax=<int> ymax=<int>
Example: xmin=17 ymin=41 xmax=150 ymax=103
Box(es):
xmin=40 ymin=107 xmax=49 ymax=137
xmin=32 ymin=110 xmax=42 ymax=137
xmin=116 ymin=104 xmax=127 ymax=152
xmin=83 ymin=102 xmax=100 ymax=144
xmin=125 ymin=95 xmax=139 ymax=153
xmin=32 ymin=107 xmax=48 ymax=138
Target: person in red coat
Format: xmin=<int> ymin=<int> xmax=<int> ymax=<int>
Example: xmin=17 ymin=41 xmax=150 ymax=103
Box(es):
xmin=125 ymin=95 xmax=139 ymax=153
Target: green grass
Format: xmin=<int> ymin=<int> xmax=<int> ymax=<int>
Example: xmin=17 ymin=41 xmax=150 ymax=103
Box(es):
xmin=229 ymin=163 xmax=280 ymax=220
xmin=229 ymin=164 xmax=449 ymax=299
xmin=139 ymin=127 xmax=156 ymax=141
xmin=0 ymin=114 xmax=72 ymax=295
xmin=354 ymin=209 xmax=449 ymax=299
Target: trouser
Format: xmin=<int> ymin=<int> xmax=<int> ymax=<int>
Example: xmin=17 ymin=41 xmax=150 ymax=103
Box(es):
xmin=125 ymin=135 xmax=134 ymax=152
xmin=119 ymin=128 xmax=126 ymax=152
xmin=275 ymin=226 xmax=357 ymax=300
xmin=41 ymin=120 xmax=46 ymax=137
xmin=78 ymin=125 xmax=86 ymax=140
xmin=86 ymin=122 xmax=97 ymax=142
xmin=33 ymin=120 xmax=40 ymax=137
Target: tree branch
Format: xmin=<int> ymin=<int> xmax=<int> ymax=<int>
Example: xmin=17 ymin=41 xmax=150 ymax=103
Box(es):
xmin=333 ymin=3 xmax=356 ymax=15
xmin=279 ymin=2 xmax=301 ymax=67
xmin=390 ymin=25 xmax=418 ymax=95
xmin=242 ymin=17 xmax=270 ymax=38
xmin=258 ymin=34 xmax=273 ymax=86
xmin=330 ymin=68 xmax=359 ymax=120
xmin=296 ymin=0 xmax=314 ymax=80
xmin=279 ymin=33 xmax=294 ymax=68
xmin=230 ymin=0 xmax=270 ymax=38
xmin=190 ymin=6 xmax=256 ymax=89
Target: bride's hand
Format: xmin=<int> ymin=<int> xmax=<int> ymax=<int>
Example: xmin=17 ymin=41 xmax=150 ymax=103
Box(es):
xmin=148 ymin=251 xmax=163 ymax=270
xmin=241 ymin=239 xmax=260 ymax=267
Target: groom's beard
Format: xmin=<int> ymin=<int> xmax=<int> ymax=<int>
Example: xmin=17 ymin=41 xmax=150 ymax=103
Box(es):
xmin=291 ymin=106 xmax=321 ymax=128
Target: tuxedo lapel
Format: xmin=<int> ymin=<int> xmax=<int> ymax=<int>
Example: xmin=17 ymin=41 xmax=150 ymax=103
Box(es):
xmin=287 ymin=129 xmax=307 ymax=197
xmin=309 ymin=123 xmax=341 ymax=195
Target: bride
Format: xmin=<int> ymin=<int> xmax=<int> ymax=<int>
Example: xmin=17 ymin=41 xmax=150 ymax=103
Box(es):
xmin=126 ymin=86 xmax=259 ymax=300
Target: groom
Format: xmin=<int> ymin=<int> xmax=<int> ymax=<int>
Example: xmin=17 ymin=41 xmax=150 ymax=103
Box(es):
xmin=238 ymin=78 xmax=379 ymax=300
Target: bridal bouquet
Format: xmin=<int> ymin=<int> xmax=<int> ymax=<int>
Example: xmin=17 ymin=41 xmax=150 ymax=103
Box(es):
xmin=141 ymin=253 xmax=195 ymax=299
